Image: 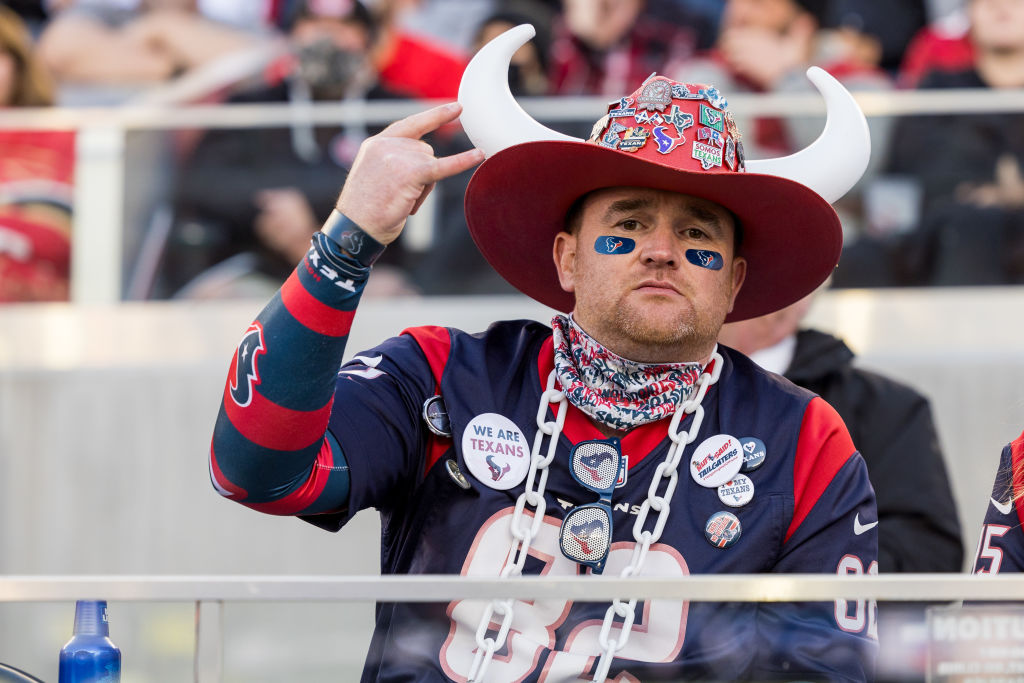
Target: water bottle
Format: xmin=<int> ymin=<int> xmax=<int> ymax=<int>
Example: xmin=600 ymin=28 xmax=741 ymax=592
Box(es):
xmin=58 ymin=600 xmax=121 ymax=683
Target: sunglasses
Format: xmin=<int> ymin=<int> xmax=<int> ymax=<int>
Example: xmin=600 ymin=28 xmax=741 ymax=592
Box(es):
xmin=559 ymin=439 xmax=624 ymax=574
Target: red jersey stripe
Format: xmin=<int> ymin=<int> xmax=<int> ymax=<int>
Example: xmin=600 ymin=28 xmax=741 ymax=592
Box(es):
xmin=223 ymin=381 xmax=334 ymax=451
xmin=785 ymin=397 xmax=856 ymax=543
xmin=402 ymin=326 xmax=454 ymax=476
xmin=280 ymin=270 xmax=356 ymax=337
xmin=242 ymin=438 xmax=336 ymax=515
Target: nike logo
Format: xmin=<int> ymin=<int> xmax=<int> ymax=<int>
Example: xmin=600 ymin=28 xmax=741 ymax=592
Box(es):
xmin=853 ymin=513 xmax=878 ymax=535
xmin=991 ymin=497 xmax=1013 ymax=515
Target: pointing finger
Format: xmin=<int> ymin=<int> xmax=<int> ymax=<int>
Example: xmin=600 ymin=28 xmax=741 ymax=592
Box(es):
xmin=428 ymin=147 xmax=485 ymax=183
xmin=379 ymin=101 xmax=464 ymax=141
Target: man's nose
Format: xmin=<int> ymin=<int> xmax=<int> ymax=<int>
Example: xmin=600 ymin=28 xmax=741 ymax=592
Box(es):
xmin=639 ymin=227 xmax=679 ymax=267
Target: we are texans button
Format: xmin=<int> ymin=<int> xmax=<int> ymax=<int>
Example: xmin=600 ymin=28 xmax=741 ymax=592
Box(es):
xmin=690 ymin=433 xmax=743 ymax=488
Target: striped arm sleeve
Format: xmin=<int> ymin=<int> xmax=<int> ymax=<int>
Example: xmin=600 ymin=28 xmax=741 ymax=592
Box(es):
xmin=209 ymin=231 xmax=369 ymax=516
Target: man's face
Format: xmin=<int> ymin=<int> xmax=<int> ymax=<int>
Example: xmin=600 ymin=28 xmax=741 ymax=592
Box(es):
xmin=553 ymin=187 xmax=746 ymax=362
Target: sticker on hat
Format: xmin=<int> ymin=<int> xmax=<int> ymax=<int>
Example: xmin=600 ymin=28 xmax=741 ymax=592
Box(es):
xmin=608 ymin=96 xmax=635 ymax=118
xmin=619 ymin=127 xmax=650 ymax=152
xmin=652 ymin=126 xmax=684 ymax=155
xmin=697 ymin=126 xmax=724 ymax=148
xmin=461 ymin=413 xmax=530 ymax=490
xmin=665 ymin=105 xmax=694 ymax=136
xmin=739 ymin=437 xmax=766 ymax=472
xmin=690 ymin=434 xmax=743 ymax=488
xmin=637 ymin=77 xmax=672 ymax=111
xmin=700 ymin=104 xmax=724 ymax=132
xmin=692 ymin=141 xmax=723 ymax=170
xmin=717 ymin=474 xmax=754 ymax=507
xmin=599 ymin=121 xmax=628 ymax=149
xmin=705 ymin=511 xmax=742 ymax=548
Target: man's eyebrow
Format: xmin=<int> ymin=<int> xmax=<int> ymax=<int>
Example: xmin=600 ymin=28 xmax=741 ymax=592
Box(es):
xmin=686 ymin=205 xmax=727 ymax=236
xmin=602 ymin=197 xmax=655 ymax=222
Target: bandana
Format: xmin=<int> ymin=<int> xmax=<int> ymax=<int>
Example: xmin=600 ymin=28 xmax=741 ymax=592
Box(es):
xmin=551 ymin=315 xmax=703 ymax=431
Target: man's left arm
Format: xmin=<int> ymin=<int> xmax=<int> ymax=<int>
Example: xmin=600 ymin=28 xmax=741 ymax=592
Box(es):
xmin=756 ymin=396 xmax=879 ymax=682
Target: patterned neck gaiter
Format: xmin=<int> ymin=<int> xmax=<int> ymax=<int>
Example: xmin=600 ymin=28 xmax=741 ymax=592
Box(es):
xmin=551 ymin=314 xmax=704 ymax=432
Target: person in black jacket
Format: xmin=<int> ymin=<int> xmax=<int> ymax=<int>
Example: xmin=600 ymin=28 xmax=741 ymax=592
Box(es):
xmin=719 ymin=292 xmax=963 ymax=681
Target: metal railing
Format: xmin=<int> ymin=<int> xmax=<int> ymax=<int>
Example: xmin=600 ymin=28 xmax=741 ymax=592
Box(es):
xmin=3 ymin=573 xmax=1022 ymax=682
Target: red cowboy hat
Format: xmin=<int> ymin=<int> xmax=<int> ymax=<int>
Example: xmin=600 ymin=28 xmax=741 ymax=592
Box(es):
xmin=458 ymin=26 xmax=870 ymax=322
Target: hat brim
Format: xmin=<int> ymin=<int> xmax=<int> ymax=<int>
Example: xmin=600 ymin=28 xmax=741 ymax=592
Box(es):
xmin=464 ymin=140 xmax=842 ymax=323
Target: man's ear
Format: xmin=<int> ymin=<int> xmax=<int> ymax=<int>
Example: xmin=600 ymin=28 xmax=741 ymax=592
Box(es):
xmin=726 ymin=256 xmax=747 ymax=313
xmin=553 ymin=231 xmax=577 ymax=294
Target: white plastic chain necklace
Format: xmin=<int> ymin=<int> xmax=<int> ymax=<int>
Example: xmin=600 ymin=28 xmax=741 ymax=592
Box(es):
xmin=467 ymin=348 xmax=724 ymax=683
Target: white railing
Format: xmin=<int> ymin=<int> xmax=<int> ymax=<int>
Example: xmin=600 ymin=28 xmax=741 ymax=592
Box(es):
xmin=2 ymin=88 xmax=1024 ymax=303
xmin=3 ymin=573 xmax=1020 ymax=683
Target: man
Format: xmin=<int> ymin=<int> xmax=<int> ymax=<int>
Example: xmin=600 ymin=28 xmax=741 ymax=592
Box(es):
xmin=210 ymin=25 xmax=878 ymax=681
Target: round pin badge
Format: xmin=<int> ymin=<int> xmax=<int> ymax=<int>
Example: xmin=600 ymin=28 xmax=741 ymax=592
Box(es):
xmin=461 ymin=413 xmax=530 ymax=490
xmin=422 ymin=395 xmax=452 ymax=437
xmin=717 ymin=474 xmax=754 ymax=507
xmin=705 ymin=511 xmax=742 ymax=548
xmin=445 ymin=459 xmax=472 ymax=490
xmin=690 ymin=434 xmax=743 ymax=488
xmin=739 ymin=436 xmax=766 ymax=472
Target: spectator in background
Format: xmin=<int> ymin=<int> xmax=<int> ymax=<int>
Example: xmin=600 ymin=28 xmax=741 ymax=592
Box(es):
xmin=547 ymin=0 xmax=698 ymax=97
xmin=160 ymin=0 xmax=414 ymax=299
xmin=473 ymin=0 xmax=555 ymax=97
xmin=678 ymin=0 xmax=897 ymax=158
xmin=878 ymin=0 xmax=1024 ymax=287
xmin=37 ymin=0 xmax=262 ymax=90
xmin=897 ymin=5 xmax=974 ymax=88
xmin=370 ymin=0 xmax=469 ymax=99
xmin=0 ymin=5 xmax=75 ymax=303
xmin=718 ymin=292 xmax=964 ymax=681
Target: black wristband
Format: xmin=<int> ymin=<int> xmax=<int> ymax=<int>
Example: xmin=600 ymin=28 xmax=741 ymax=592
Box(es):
xmin=320 ymin=210 xmax=387 ymax=267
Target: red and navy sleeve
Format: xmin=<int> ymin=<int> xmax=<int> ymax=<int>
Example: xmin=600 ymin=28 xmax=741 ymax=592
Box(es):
xmin=209 ymin=231 xmax=368 ymax=517
xmin=972 ymin=431 xmax=1024 ymax=574
xmin=756 ymin=396 xmax=879 ymax=682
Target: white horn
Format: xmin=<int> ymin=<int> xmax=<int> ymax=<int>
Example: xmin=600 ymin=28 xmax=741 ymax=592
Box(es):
xmin=458 ymin=24 xmax=580 ymax=158
xmin=745 ymin=67 xmax=870 ymax=204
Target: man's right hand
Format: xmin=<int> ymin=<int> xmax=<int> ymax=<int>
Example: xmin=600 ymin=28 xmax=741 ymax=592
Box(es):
xmin=334 ymin=102 xmax=485 ymax=246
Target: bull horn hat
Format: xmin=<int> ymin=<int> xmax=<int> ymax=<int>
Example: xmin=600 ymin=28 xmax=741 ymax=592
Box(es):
xmin=459 ymin=25 xmax=870 ymax=322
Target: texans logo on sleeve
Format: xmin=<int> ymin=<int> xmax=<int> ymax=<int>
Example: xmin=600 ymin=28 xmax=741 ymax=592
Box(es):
xmin=229 ymin=322 xmax=266 ymax=407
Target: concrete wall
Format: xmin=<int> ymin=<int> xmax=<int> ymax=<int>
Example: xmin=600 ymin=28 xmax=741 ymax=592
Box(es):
xmin=0 ymin=288 xmax=1017 ymax=681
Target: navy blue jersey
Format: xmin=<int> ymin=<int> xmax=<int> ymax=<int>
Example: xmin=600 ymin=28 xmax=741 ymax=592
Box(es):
xmin=326 ymin=322 xmax=877 ymax=681
xmin=212 ymin=236 xmax=879 ymax=682
xmin=972 ymin=431 xmax=1024 ymax=574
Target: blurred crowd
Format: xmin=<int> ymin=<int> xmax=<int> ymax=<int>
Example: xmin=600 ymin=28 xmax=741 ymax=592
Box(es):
xmin=0 ymin=0 xmax=1022 ymax=301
